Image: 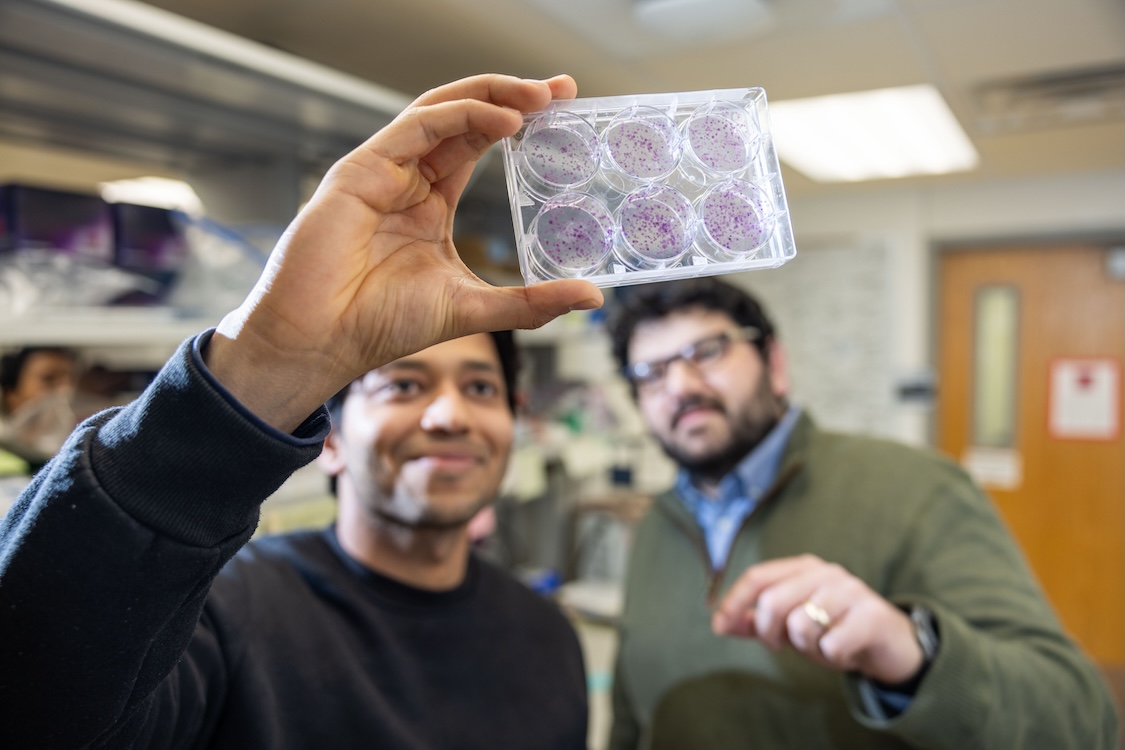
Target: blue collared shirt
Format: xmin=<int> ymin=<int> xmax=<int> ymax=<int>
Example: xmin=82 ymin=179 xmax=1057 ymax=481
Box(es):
xmin=675 ymin=405 xmax=801 ymax=570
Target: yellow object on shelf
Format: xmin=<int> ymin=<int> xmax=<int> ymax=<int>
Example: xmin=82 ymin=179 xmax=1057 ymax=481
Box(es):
xmin=257 ymin=496 xmax=338 ymax=536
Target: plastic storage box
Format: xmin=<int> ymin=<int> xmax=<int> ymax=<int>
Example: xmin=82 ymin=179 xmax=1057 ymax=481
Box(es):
xmin=500 ymin=87 xmax=796 ymax=288
xmin=0 ymin=183 xmax=113 ymax=261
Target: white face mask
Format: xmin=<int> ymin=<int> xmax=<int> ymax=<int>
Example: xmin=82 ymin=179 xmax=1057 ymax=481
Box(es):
xmin=0 ymin=391 xmax=76 ymax=462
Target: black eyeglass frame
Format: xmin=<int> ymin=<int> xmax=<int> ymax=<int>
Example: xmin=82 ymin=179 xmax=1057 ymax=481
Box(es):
xmin=623 ymin=325 xmax=762 ymax=388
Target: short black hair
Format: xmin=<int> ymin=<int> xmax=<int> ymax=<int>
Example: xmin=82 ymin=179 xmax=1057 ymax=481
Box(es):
xmin=325 ymin=330 xmax=521 ymax=430
xmin=0 ymin=346 xmax=77 ymax=394
xmin=607 ymin=277 xmax=776 ymax=377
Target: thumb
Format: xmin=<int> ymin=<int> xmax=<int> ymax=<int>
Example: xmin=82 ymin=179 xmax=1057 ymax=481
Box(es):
xmin=469 ymin=280 xmax=604 ymax=332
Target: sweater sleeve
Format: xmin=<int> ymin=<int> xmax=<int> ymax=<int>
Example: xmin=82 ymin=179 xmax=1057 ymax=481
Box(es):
xmin=0 ymin=331 xmax=329 ymax=748
xmin=843 ymin=465 xmax=1120 ymax=749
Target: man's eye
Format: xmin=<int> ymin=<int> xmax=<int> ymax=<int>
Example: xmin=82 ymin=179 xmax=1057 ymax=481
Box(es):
xmin=467 ymin=380 xmax=500 ymax=398
xmin=637 ymin=365 xmax=663 ymax=384
xmin=385 ymin=379 xmax=422 ymax=396
xmin=693 ymin=340 xmax=725 ymax=364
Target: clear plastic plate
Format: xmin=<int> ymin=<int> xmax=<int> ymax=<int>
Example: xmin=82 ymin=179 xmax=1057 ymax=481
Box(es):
xmin=501 ymin=87 xmax=796 ymax=288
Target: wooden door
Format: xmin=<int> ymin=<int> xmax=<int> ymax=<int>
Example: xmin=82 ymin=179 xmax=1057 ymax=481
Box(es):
xmin=936 ymin=243 xmax=1124 ymax=683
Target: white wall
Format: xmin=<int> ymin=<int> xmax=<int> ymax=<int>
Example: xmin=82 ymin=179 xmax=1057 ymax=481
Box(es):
xmin=780 ymin=168 xmax=1125 ymax=446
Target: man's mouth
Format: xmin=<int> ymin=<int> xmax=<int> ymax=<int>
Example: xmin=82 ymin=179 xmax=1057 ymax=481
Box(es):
xmin=405 ymin=446 xmax=486 ymax=472
xmin=671 ymin=400 xmax=724 ymax=430
xmin=414 ymin=455 xmax=480 ymax=471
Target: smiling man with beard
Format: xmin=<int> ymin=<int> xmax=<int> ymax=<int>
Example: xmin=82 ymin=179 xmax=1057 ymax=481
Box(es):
xmin=322 ymin=333 xmax=519 ymax=588
xmin=198 ymin=329 xmax=589 ymax=748
xmin=605 ymin=277 xmax=1117 ymax=750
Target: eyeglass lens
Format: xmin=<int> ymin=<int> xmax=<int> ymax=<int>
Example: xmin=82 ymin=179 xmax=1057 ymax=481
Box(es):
xmin=628 ymin=326 xmax=759 ymax=387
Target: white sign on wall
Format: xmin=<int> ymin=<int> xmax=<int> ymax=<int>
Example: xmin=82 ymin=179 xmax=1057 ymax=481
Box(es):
xmin=1048 ymin=358 xmax=1121 ymax=441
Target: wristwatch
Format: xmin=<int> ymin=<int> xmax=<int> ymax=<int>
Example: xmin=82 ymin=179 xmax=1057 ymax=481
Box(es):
xmin=873 ymin=603 xmax=940 ymax=694
xmin=909 ymin=603 xmax=940 ymax=669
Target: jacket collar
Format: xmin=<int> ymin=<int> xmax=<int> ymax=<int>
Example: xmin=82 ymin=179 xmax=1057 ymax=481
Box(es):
xmin=654 ymin=411 xmax=815 ymax=525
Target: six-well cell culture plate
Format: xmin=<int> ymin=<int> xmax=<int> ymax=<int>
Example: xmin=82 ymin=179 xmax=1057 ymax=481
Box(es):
xmin=500 ymin=87 xmax=797 ymax=288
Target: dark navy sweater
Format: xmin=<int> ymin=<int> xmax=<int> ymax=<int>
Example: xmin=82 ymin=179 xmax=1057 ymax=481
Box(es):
xmin=0 ymin=333 xmax=587 ymax=748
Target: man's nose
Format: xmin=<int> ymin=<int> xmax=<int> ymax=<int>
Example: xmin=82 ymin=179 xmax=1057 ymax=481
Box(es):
xmin=661 ymin=357 xmax=708 ymax=396
xmin=420 ymin=388 xmax=470 ymax=433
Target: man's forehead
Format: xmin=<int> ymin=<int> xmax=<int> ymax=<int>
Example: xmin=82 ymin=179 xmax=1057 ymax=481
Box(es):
xmin=380 ymin=334 xmax=500 ymax=373
xmin=25 ymin=352 xmax=76 ymax=373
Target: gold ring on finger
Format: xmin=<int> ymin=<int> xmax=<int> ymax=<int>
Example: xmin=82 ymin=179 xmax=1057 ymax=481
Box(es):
xmin=802 ymin=600 xmax=833 ymax=629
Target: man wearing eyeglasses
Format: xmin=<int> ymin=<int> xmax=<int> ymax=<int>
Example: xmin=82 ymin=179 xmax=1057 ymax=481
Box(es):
xmin=605 ymin=277 xmax=1117 ymax=750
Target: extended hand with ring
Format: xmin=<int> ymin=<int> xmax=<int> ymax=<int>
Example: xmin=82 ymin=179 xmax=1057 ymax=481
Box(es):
xmin=711 ymin=554 xmax=926 ymax=684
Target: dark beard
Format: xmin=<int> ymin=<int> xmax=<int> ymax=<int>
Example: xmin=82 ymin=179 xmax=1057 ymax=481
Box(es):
xmin=661 ymin=415 xmax=778 ymax=482
xmin=660 ymin=390 xmax=783 ymax=483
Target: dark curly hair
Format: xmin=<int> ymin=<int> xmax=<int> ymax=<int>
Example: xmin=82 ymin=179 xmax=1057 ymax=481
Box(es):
xmin=607 ymin=277 xmax=776 ymax=379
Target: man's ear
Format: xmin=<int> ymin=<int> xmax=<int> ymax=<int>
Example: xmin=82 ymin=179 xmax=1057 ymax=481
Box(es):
xmin=766 ymin=339 xmax=789 ymax=399
xmin=317 ymin=427 xmax=347 ymax=477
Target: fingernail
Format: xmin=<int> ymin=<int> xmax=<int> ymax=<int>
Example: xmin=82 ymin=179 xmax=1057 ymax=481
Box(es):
xmin=569 ymin=298 xmax=600 ymax=312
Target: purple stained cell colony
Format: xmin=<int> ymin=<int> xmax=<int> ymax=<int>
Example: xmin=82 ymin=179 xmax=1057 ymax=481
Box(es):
xmin=620 ymin=192 xmax=693 ymax=261
xmin=536 ymin=204 xmax=612 ymax=271
xmin=687 ymin=112 xmax=751 ymax=173
xmin=701 ymin=184 xmax=771 ymax=255
xmin=606 ymin=120 xmax=678 ymax=179
xmin=523 ymin=126 xmax=597 ymax=187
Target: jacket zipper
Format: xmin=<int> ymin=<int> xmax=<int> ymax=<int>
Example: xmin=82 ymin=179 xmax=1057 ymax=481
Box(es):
xmin=708 ymin=461 xmax=803 ymax=605
xmin=660 ymin=461 xmax=805 ymax=608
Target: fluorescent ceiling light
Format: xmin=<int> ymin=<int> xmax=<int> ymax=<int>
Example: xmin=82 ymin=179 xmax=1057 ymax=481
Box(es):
xmin=768 ymin=84 xmax=979 ymax=182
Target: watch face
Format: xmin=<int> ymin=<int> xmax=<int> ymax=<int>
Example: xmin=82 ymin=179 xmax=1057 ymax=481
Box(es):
xmin=910 ymin=604 xmax=940 ymax=662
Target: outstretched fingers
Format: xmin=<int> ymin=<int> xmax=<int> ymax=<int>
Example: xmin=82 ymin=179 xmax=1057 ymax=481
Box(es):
xmin=369 ymin=99 xmax=525 ymax=177
xmin=378 ymin=75 xmax=577 ymax=172
xmin=411 ymin=73 xmax=576 ymax=113
xmin=374 ymin=75 xmax=578 ymax=192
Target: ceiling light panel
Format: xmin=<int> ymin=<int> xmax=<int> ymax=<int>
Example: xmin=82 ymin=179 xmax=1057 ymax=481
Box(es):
xmin=768 ymin=84 xmax=980 ymax=182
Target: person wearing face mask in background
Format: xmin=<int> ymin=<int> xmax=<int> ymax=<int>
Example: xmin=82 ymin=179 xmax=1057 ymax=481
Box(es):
xmin=0 ymin=346 xmax=78 ymax=474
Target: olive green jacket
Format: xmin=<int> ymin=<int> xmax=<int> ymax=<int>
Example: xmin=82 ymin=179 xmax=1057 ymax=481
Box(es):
xmin=609 ymin=413 xmax=1118 ymax=750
